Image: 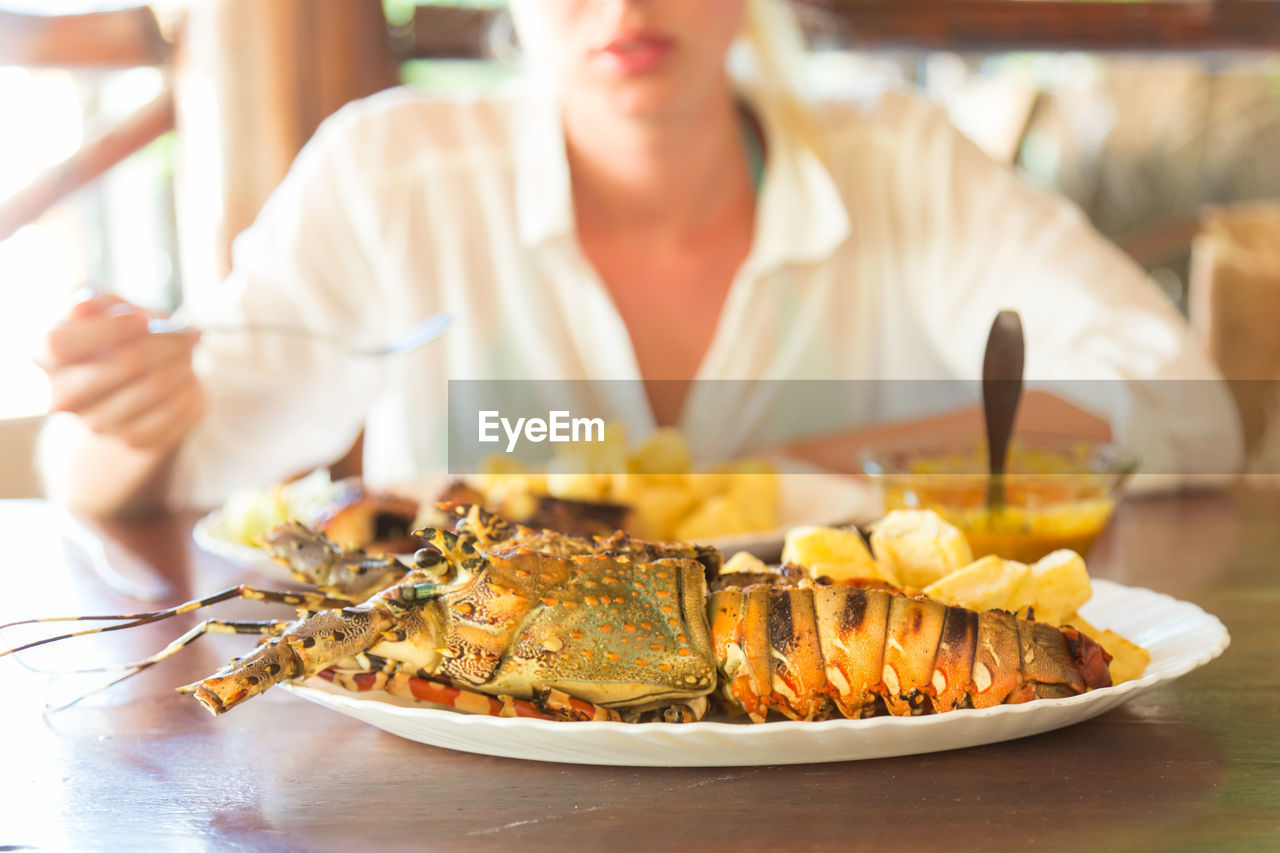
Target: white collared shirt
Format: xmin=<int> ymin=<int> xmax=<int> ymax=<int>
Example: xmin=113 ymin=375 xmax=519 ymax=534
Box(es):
xmin=159 ymin=84 xmax=1239 ymax=507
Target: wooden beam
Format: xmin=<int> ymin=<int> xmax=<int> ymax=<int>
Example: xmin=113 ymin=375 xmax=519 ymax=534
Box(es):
xmin=0 ymin=88 xmax=175 ymax=242
xmin=8 ymin=2 xmax=1274 ymax=74
xmin=172 ymin=0 xmax=400 ymax=291
xmin=404 ymin=6 xmax=498 ymax=59
xmin=0 ymin=8 xmax=170 ymax=68
xmin=795 ymin=0 xmax=1280 ymax=53
xmin=406 ymin=2 xmax=1280 ymax=58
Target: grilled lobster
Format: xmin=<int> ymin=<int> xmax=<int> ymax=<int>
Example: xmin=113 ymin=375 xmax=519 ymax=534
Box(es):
xmin=709 ymin=584 xmax=1110 ymax=721
xmin=1 ymin=504 xmax=1110 ymax=723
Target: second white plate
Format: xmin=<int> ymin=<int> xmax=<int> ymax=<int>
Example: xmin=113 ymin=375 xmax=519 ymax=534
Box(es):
xmin=191 ymin=509 xmax=293 ymax=581
xmin=193 ymin=470 xmax=876 ymax=576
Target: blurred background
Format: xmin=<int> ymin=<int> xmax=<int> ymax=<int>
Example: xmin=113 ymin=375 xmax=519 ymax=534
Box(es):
xmin=2 ymin=0 xmax=1279 ymax=495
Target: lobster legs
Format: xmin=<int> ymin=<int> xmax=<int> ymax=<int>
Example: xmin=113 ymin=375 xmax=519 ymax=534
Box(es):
xmin=181 ymin=572 xmax=447 ymax=715
xmin=319 ymin=660 xmax=707 ymax=722
xmin=320 ymin=661 xmax=626 ymax=721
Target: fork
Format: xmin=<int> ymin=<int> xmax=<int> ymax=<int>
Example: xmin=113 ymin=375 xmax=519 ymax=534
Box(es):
xmin=147 ymin=312 xmax=452 ymax=358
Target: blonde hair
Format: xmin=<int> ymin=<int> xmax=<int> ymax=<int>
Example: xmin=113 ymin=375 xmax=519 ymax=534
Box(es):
xmin=736 ymin=0 xmax=824 ymax=160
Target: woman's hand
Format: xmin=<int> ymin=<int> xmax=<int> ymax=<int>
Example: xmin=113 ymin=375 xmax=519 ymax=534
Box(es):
xmin=37 ymin=293 xmax=206 ymax=451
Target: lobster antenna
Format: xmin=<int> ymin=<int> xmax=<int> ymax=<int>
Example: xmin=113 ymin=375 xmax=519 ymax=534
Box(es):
xmin=0 ymin=585 xmax=352 ymax=659
xmin=38 ymin=618 xmax=292 ymax=713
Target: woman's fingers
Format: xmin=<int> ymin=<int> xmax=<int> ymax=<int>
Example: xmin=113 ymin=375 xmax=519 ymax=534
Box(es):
xmin=37 ymin=292 xmax=206 ymax=452
xmin=47 ymin=333 xmax=199 ymax=415
xmin=76 ymin=353 xmax=200 ymax=440
xmin=66 ymin=291 xmax=129 ymax=320
xmin=41 ymin=309 xmax=150 ymax=367
xmin=47 ymin=343 xmax=150 ymax=414
xmin=112 ymin=379 xmax=206 ymax=450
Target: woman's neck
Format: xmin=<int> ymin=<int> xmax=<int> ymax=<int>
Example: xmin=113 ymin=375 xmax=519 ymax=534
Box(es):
xmin=562 ymin=81 xmax=754 ymax=244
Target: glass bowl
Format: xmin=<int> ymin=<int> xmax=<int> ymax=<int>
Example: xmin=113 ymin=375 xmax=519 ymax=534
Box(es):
xmin=859 ymin=435 xmax=1138 ymax=563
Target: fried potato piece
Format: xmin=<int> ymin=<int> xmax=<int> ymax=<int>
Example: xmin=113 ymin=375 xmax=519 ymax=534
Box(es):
xmin=1064 ymin=614 xmax=1151 ymax=684
xmin=1063 ymin=612 xmax=1099 ymax=637
xmin=684 ymin=472 xmax=733 ymax=502
xmin=1098 ymin=630 xmax=1151 ymax=684
xmin=675 ymin=495 xmax=754 ymax=541
xmin=1030 ymin=549 xmax=1093 ymax=626
xmin=622 ymin=482 xmax=699 ymax=541
xmin=477 ymin=455 xmax=534 ymax=478
xmin=630 ymin=427 xmax=693 ymax=475
xmin=544 ymin=468 xmax=612 ymax=502
xmin=782 ymin=525 xmax=877 ymax=575
xmin=869 ymin=509 xmax=974 ymax=589
xmin=221 ymin=486 xmax=288 ymax=546
xmin=723 ymin=551 xmax=769 ymax=575
xmin=543 ymin=423 xmax=629 ymax=501
xmin=807 ymin=560 xmax=901 ymax=586
xmin=475 ymin=423 xmax=779 ymax=541
xmin=923 ymin=555 xmax=1033 ymax=613
xmin=782 ymin=525 xmax=872 ymax=566
xmin=1095 ymin=630 xmax=1157 ymax=686
xmin=715 ymin=460 xmax=780 ymax=532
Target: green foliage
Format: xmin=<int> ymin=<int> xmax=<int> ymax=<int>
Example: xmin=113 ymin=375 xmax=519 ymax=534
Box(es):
xmin=399 ymin=59 xmax=516 ymax=92
xmin=384 ymin=0 xmax=507 ymax=28
xmin=140 ymin=131 xmax=178 ymax=181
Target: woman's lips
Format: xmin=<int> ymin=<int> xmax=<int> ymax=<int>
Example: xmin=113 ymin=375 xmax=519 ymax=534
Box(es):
xmin=592 ymin=33 xmax=675 ymax=75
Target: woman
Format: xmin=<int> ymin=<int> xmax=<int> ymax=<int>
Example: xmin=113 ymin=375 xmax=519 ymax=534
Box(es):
xmin=37 ymin=0 xmax=1240 ymax=516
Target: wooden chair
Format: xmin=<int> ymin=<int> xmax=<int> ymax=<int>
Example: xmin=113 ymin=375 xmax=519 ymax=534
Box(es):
xmin=0 ymin=416 xmax=44 ymax=499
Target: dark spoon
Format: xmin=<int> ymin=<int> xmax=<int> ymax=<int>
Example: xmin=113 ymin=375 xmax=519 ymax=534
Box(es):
xmin=982 ymin=310 xmax=1025 ymax=510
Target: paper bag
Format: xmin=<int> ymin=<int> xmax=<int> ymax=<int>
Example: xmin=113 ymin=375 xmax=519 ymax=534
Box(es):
xmin=1189 ymin=204 xmax=1280 ymax=475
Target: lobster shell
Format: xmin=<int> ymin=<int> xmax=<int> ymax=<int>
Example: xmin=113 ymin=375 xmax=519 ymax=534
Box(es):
xmin=711 ymin=584 xmax=1112 ymax=722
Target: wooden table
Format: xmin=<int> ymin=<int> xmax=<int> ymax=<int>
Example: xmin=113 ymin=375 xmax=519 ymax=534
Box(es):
xmin=1 ymin=489 xmax=1277 ymax=851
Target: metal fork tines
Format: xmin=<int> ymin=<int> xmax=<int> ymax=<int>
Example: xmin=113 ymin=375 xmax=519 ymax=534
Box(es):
xmin=147 ymin=312 xmax=452 ymax=357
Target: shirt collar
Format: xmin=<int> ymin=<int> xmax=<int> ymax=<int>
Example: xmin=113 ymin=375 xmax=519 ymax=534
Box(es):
xmin=743 ymin=88 xmax=851 ymax=274
xmin=514 ymin=82 xmax=575 ymax=247
xmin=513 ymin=83 xmax=851 ymax=271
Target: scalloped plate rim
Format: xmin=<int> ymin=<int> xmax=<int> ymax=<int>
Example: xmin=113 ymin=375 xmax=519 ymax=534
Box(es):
xmin=277 ymin=579 xmax=1229 ymax=764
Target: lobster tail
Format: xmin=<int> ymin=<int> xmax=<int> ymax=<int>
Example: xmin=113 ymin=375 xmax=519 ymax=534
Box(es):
xmin=812 ymin=585 xmax=891 ymax=719
xmin=709 ymin=585 xmax=1114 ymax=722
xmin=881 ymin=596 xmax=948 ymax=715
xmin=930 ymin=606 xmax=978 ymax=712
xmin=1061 ymin=625 xmax=1114 ymax=691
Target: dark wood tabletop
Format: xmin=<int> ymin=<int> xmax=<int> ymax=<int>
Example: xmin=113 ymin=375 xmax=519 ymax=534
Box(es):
xmin=1 ymin=487 xmax=1277 ymax=852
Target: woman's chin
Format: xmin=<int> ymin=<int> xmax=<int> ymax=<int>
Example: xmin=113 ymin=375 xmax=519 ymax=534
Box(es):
xmin=588 ymin=77 xmax=716 ymax=123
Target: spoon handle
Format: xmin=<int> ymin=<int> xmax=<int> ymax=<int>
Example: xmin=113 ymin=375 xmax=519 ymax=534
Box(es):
xmin=983 ymin=310 xmax=1025 ymax=509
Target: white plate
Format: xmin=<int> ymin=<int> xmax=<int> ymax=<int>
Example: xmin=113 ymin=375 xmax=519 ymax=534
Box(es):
xmin=193 ymin=471 xmax=876 ymax=575
xmin=192 ymin=510 xmax=295 ymax=582
xmin=280 ymin=579 xmax=1229 ymax=766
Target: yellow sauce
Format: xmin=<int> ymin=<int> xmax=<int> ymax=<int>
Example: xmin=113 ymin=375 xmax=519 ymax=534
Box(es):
xmin=882 ymin=480 xmax=1116 ymax=563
